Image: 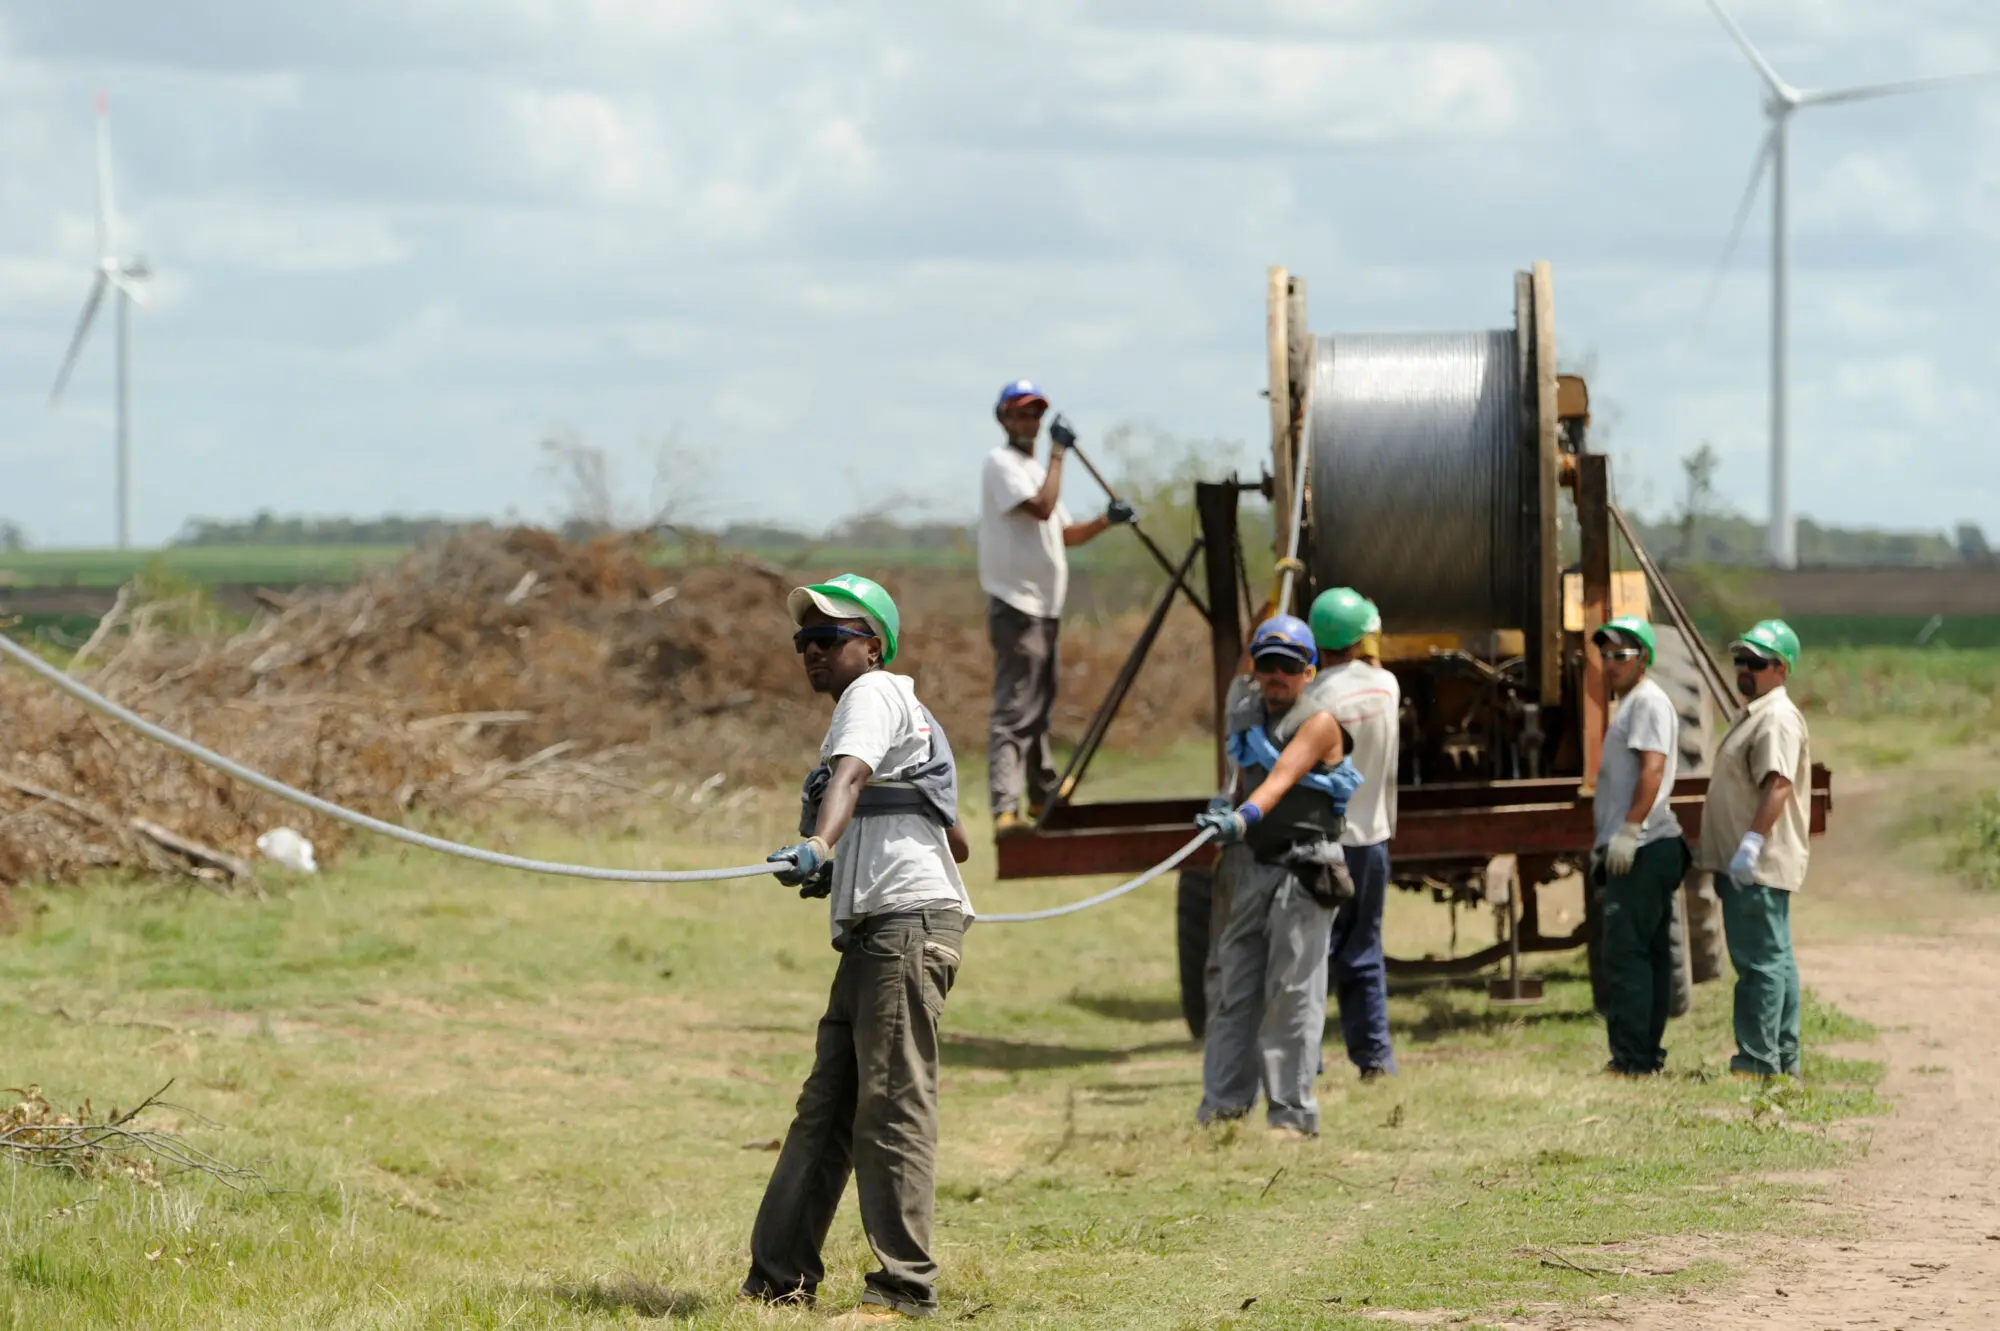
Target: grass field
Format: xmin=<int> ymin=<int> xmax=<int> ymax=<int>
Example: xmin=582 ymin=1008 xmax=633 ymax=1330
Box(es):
xmin=0 ymin=547 xmax=411 ymax=588
xmin=0 ymin=735 xmax=1889 ymax=1329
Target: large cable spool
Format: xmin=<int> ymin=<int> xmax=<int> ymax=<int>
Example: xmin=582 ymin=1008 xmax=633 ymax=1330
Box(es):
xmin=1298 ymin=265 xmax=1562 ymax=697
xmin=1305 ymin=331 xmax=1529 ymax=632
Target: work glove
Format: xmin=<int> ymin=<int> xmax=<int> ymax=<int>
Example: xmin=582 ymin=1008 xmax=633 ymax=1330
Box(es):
xmin=1194 ymin=802 xmax=1262 ymax=846
xmin=1048 ymin=414 xmax=1077 ymax=451
xmin=1105 ymin=498 xmax=1138 ymax=526
xmin=1728 ymin=831 xmax=1765 ymax=890
xmin=1604 ymin=822 xmax=1643 ymax=877
xmin=768 ymin=835 xmax=831 ymax=888
xmin=796 ymin=859 xmax=835 ymax=900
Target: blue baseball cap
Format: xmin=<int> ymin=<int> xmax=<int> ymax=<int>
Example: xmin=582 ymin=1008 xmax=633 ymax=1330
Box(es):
xmin=996 ymin=379 xmax=1048 ymax=411
xmin=1250 ymin=614 xmax=1317 ymax=666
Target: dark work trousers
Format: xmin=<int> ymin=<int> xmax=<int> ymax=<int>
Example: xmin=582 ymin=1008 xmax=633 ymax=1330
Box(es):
xmin=1601 ymin=838 xmax=1687 ymax=1073
xmin=743 ymin=908 xmax=965 ymax=1318
xmin=1328 ymin=840 xmax=1396 ymax=1074
xmin=986 ymin=598 xmax=1060 ymax=818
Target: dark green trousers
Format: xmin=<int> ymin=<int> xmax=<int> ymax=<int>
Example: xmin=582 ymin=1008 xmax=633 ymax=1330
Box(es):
xmin=743 ymin=908 xmax=964 ymax=1317
xmin=1720 ymin=883 xmax=1800 ymax=1077
xmin=1601 ymin=838 xmax=1686 ymax=1073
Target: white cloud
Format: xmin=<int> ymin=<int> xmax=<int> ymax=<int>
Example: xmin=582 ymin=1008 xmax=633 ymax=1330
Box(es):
xmin=157 ymin=200 xmax=412 ymax=272
xmin=1801 ymin=150 xmax=1936 ymax=235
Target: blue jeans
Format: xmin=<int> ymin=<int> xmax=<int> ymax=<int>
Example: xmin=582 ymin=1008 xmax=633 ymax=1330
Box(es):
xmin=1329 ymin=840 xmax=1396 ymax=1074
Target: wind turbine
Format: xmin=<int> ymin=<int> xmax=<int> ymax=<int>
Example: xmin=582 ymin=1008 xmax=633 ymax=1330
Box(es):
xmin=49 ymin=92 xmax=151 ymax=551
xmin=1702 ymin=0 xmax=2000 ymax=569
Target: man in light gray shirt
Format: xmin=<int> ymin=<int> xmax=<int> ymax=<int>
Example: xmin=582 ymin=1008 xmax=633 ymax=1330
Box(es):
xmin=1590 ymin=615 xmax=1687 ymax=1075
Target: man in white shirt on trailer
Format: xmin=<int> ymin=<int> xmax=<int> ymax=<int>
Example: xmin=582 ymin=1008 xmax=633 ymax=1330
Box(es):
xmin=977 ymin=379 xmax=1133 ymax=834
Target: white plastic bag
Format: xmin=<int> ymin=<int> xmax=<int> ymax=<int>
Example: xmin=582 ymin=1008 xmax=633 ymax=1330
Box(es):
xmin=255 ymin=827 xmax=318 ymax=873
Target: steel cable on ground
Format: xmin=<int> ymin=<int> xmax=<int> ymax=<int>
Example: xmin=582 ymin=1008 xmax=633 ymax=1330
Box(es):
xmin=1 ymin=632 xmax=1214 ymax=916
xmin=979 ymin=829 xmax=1214 ymax=923
xmin=0 ymin=633 xmax=773 ymax=883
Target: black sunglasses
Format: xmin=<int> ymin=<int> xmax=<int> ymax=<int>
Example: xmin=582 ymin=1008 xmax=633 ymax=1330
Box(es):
xmin=1732 ymin=652 xmax=1777 ymax=672
xmin=1252 ymin=653 xmax=1309 ymax=676
xmin=794 ymin=624 xmax=876 ymax=654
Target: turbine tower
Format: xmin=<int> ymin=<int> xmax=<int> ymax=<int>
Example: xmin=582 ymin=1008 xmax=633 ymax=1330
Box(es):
xmin=49 ymin=92 xmax=150 ymax=550
xmin=1703 ymin=0 xmax=1999 ymax=569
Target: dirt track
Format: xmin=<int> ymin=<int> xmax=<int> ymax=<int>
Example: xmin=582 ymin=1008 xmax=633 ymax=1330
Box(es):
xmin=1561 ymin=751 xmax=2000 ymax=1330
xmin=1600 ymin=924 xmax=2000 ymax=1329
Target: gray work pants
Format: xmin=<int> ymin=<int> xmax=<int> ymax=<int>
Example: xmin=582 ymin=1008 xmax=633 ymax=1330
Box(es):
xmin=986 ymin=598 xmax=1060 ymax=817
xmin=1197 ymin=847 xmax=1334 ymax=1134
xmin=743 ymin=909 xmax=965 ymax=1317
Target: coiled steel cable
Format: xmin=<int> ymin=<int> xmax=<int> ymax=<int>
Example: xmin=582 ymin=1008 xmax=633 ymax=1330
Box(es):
xmin=1307 ymin=331 xmax=1531 ymax=632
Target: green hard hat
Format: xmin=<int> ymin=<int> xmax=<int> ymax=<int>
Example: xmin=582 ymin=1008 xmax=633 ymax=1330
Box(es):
xmin=786 ymin=573 xmax=902 ymax=665
xmin=1731 ymin=618 xmax=1800 ymax=674
xmin=1592 ymin=614 xmax=1656 ymax=667
xmin=1309 ymin=586 xmax=1373 ymax=650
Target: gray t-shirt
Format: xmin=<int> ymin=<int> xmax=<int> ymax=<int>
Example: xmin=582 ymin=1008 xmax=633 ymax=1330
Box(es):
xmin=1592 ymin=675 xmax=1682 ymax=848
xmin=819 ymin=671 xmax=973 ymax=940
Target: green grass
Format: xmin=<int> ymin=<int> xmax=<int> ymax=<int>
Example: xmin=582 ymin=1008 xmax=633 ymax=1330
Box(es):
xmin=0 ymin=547 xmax=409 ymax=588
xmin=1791 ymin=646 xmax=2000 ymax=732
xmin=1785 ymin=614 xmax=2000 ymax=650
xmin=0 ymin=808 xmax=1882 ymax=1329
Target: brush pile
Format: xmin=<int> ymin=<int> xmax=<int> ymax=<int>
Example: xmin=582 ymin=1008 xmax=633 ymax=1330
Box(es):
xmin=0 ymin=527 xmax=1210 ymax=891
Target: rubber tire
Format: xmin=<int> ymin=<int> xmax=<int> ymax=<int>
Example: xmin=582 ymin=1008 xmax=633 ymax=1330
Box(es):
xmin=1586 ymin=867 xmax=1694 ymax=1019
xmin=1176 ymin=868 xmax=1214 ymax=1039
xmin=1649 ymin=625 xmax=1728 ymax=987
xmin=1683 ymin=871 xmax=1725 ymax=984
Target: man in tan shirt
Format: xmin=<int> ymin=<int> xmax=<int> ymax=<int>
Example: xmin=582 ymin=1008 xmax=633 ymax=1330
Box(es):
xmin=1699 ymin=619 xmax=1812 ymax=1078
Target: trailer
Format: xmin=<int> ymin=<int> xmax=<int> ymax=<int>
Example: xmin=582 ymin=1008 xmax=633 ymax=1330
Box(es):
xmin=996 ymin=263 xmax=1833 ymax=1033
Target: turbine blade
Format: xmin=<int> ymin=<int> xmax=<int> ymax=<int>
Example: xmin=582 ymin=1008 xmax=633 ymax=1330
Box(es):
xmin=108 ymin=270 xmax=148 ymax=307
xmin=1704 ymin=0 xmax=1790 ymax=98
xmin=1800 ymin=69 xmax=2000 ymax=108
xmin=1695 ymin=125 xmax=1777 ymax=343
xmin=94 ymin=91 xmax=114 ymax=262
xmin=49 ymin=272 xmax=109 ymax=405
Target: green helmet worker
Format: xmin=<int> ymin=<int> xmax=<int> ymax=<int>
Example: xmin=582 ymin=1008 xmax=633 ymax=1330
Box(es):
xmin=980 ymin=382 xmax=1137 ymax=836
xmin=1699 ymin=617 xmax=1812 ymax=1080
xmin=1308 ymin=586 xmax=1373 ymax=652
xmin=1587 ymin=614 xmax=1687 ymax=1076
xmin=1306 ymin=587 xmax=1402 ymax=1081
xmin=744 ymin=574 xmax=974 ymax=1320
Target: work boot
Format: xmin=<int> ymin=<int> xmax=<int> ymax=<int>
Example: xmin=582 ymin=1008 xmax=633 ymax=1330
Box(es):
xmin=827 ymin=1302 xmax=917 ymax=1324
xmin=1266 ymin=1123 xmax=1316 ymax=1142
xmin=1357 ymin=1066 xmax=1391 ymax=1084
xmin=993 ymin=811 xmax=1027 ymax=838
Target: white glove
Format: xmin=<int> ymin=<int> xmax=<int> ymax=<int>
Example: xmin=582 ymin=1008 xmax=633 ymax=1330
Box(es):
xmin=1604 ymin=822 xmax=1642 ymax=877
xmin=1728 ymin=832 xmax=1765 ymax=890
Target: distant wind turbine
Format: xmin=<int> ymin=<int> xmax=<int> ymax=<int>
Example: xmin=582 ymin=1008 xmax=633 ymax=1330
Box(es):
xmin=49 ymin=92 xmax=151 ymax=551
xmin=1701 ymin=0 xmax=2000 ymax=569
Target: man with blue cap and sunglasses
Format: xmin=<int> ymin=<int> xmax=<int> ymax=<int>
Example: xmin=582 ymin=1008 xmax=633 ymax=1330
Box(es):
xmin=979 ymin=379 xmax=1135 ymax=835
xmin=1192 ymin=613 xmax=1363 ymax=1138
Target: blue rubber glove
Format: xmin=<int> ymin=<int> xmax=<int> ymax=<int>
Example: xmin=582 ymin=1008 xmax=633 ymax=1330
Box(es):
xmin=1194 ymin=802 xmax=1262 ymax=846
xmin=1105 ymin=498 xmax=1138 ymax=526
xmin=768 ymin=836 xmax=830 ymax=887
xmin=1728 ymin=831 xmax=1765 ymax=890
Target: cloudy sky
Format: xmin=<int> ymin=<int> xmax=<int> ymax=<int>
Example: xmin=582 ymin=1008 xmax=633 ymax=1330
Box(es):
xmin=1 ymin=0 xmax=1996 ymax=548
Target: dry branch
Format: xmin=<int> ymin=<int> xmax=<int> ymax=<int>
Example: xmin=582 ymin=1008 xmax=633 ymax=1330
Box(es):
xmin=1 ymin=1081 xmax=261 ymax=1192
